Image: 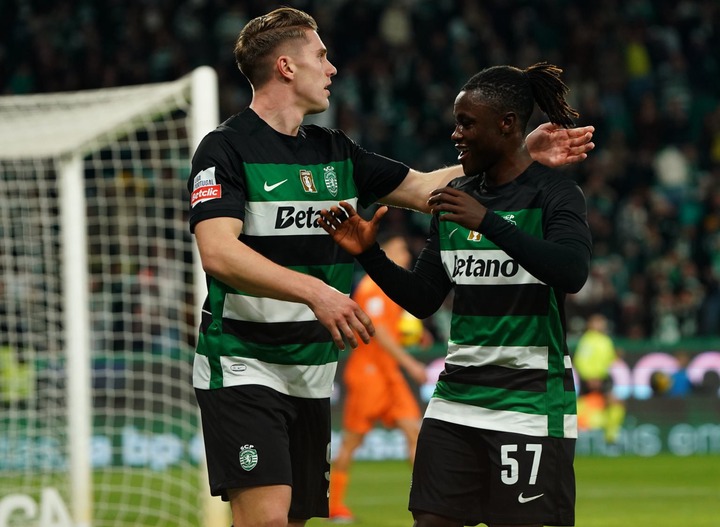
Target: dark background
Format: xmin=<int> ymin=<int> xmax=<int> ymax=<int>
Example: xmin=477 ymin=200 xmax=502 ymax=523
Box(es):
xmin=2 ymin=0 xmax=720 ymax=343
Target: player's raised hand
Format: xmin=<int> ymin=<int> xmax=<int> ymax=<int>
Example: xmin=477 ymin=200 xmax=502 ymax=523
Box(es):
xmin=318 ymin=201 xmax=388 ymax=256
xmin=526 ymin=123 xmax=595 ymax=166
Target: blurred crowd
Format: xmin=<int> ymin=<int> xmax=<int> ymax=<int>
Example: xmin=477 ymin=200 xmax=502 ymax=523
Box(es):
xmin=2 ymin=0 xmax=720 ymax=342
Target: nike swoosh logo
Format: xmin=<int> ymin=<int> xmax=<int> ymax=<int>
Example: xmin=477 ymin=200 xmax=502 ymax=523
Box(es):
xmin=518 ymin=492 xmax=544 ymax=504
xmin=448 ymin=228 xmax=459 ymax=238
xmin=264 ymin=179 xmax=288 ymax=192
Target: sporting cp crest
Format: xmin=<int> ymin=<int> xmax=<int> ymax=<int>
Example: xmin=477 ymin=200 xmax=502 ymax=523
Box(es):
xmin=239 ymin=444 xmax=258 ymax=471
xmin=323 ymin=165 xmax=338 ymax=197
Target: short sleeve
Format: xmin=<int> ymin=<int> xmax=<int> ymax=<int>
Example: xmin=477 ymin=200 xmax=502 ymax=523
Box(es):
xmin=187 ymin=130 xmax=246 ymax=233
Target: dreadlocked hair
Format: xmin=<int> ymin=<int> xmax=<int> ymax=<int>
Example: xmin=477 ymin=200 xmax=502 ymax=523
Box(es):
xmin=524 ymin=62 xmax=579 ymax=127
xmin=462 ymin=62 xmax=579 ymax=129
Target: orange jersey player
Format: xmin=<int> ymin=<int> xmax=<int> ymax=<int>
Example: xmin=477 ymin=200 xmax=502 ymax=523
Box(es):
xmin=329 ymin=233 xmax=427 ymax=523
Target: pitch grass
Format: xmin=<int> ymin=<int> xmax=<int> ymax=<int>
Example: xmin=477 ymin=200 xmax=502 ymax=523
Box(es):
xmin=308 ymin=455 xmax=720 ymax=527
xmin=4 ymin=455 xmax=718 ymax=526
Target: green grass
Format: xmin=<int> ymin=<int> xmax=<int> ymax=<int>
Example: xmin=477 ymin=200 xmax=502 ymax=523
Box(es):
xmin=308 ymin=455 xmax=720 ymax=527
xmin=4 ymin=455 xmax=718 ymax=526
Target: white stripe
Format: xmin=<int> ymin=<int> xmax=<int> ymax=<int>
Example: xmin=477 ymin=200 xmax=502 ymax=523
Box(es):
xmin=445 ymin=343 xmax=549 ymax=370
xmin=243 ymin=197 xmax=359 ymax=237
xmin=223 ymin=293 xmax=317 ymax=323
xmin=217 ymin=356 xmax=337 ymax=398
xmin=424 ymin=398 xmax=549 ymax=436
xmin=564 ymin=414 xmax=578 ymax=438
xmin=441 ymin=249 xmax=543 ymax=286
xmin=564 ymin=355 xmax=573 ymax=369
xmin=192 ymin=353 xmax=211 ymax=389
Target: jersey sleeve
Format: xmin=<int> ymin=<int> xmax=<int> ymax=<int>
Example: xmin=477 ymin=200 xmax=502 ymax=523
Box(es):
xmin=187 ymin=128 xmax=246 ymax=233
xmin=344 ymin=133 xmax=409 ymax=208
xmin=479 ymin=176 xmax=592 ymax=293
xmin=356 ymin=217 xmax=452 ymax=319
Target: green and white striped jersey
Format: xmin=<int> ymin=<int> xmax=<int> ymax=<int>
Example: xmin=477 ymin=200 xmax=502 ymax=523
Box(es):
xmin=188 ymin=109 xmax=408 ymax=397
xmin=425 ymin=166 xmax=587 ymax=438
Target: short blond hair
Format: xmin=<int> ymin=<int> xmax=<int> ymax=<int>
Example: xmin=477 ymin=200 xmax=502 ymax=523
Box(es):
xmin=234 ymin=7 xmax=318 ymax=88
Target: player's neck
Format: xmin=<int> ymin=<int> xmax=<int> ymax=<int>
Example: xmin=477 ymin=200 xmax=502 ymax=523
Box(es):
xmin=250 ymin=89 xmax=304 ymax=137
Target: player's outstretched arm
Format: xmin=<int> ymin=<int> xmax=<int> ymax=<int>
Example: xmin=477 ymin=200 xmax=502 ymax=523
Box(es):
xmin=380 ymin=123 xmax=594 ymax=214
xmin=527 ymin=123 xmax=595 ymax=166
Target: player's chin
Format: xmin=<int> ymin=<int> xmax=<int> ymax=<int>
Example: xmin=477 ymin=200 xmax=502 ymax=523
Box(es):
xmin=307 ymin=99 xmax=330 ymax=115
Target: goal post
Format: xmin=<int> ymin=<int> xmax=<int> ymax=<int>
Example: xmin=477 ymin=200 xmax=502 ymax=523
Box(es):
xmin=0 ymin=66 xmax=227 ymax=527
xmin=59 ymin=152 xmax=92 ymax=527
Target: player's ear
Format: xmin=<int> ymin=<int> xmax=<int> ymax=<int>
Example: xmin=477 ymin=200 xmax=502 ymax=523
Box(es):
xmin=277 ymin=55 xmax=294 ymax=80
xmin=500 ymin=112 xmax=517 ymax=135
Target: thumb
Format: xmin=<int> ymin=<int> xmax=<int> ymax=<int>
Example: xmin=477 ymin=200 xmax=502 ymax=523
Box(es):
xmin=371 ymin=205 xmax=389 ymax=226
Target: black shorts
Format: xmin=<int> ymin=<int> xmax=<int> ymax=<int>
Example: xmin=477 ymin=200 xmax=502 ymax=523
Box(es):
xmin=409 ymin=418 xmax=575 ymax=526
xmin=195 ymin=384 xmax=331 ymax=520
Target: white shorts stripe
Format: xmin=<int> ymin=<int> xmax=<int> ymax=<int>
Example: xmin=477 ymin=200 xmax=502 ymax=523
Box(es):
xmin=216 ymin=356 xmax=337 ymax=398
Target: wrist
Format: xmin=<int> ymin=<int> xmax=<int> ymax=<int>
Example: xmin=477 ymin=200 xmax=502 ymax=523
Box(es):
xmin=302 ymin=276 xmax=333 ymax=308
xmin=355 ymin=242 xmax=382 ymax=262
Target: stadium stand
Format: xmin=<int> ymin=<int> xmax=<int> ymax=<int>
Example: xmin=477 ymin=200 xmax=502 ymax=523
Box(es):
xmin=2 ymin=0 xmax=719 ymax=341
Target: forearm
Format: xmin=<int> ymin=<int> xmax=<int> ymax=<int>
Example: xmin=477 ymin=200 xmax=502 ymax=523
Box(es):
xmin=356 ymin=244 xmax=451 ymax=318
xmin=195 ymin=218 xmax=374 ymax=350
xmin=198 ymin=233 xmax=332 ymax=305
xmin=380 ymin=166 xmax=463 ymax=213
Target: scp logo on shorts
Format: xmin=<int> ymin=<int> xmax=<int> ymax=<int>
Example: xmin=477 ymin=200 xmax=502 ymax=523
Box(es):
xmin=239 ymin=444 xmax=258 ymax=471
xmin=191 ymin=166 xmax=222 ymax=208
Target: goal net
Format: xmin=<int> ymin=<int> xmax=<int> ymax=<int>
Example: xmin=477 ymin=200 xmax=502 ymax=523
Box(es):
xmin=0 ymin=67 xmax=222 ymax=527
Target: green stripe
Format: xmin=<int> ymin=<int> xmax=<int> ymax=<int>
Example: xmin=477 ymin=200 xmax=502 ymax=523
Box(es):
xmin=434 ymin=380 xmax=576 ymax=435
xmin=207 ymin=278 xmax=234 ymax=323
xmin=290 ymin=263 xmax=355 ymax=295
xmin=547 ymin=290 xmax=572 ymax=435
xmin=439 ymin=208 xmax=543 ymax=250
xmin=207 ymin=263 xmax=354 ymax=301
xmin=449 ymin=314 xmax=548 ymax=347
xmin=564 ymin=390 xmax=577 ymax=415
xmin=434 ymin=380 xmax=547 ymax=415
xmin=198 ymin=332 xmax=337 ymax=366
xmin=244 ymin=160 xmax=357 ymax=202
xmin=197 ymin=332 xmax=224 ymax=389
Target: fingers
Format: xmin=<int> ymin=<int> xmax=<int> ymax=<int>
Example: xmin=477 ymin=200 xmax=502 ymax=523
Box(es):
xmin=568 ymin=132 xmax=596 ymax=150
xmin=337 ymin=201 xmax=356 ymax=217
xmin=319 ymin=204 xmax=350 ymax=232
xmin=428 ymin=187 xmax=463 ymax=210
xmin=568 ymin=125 xmax=595 ymax=138
xmin=350 ymin=308 xmax=375 ymax=344
xmin=313 ymin=285 xmax=375 ymax=350
xmin=328 ymin=326 xmax=347 ymax=350
xmin=568 ymin=140 xmax=595 ymax=157
xmin=318 ymin=208 xmax=340 ymax=231
xmin=319 ymin=202 xmax=355 ymax=230
xmin=330 ymin=308 xmax=375 ymax=350
xmin=429 ymin=186 xmax=461 ymax=200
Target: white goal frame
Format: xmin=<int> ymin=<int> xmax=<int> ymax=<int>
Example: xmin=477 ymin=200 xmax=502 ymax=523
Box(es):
xmin=0 ymin=66 xmax=220 ymax=527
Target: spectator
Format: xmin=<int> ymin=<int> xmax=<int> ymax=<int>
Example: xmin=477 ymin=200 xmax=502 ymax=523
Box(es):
xmin=2 ymin=0 xmax=719 ymax=339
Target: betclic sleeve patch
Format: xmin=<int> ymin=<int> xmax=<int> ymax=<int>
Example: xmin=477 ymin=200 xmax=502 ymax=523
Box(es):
xmin=191 ymin=166 xmax=222 ymax=207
